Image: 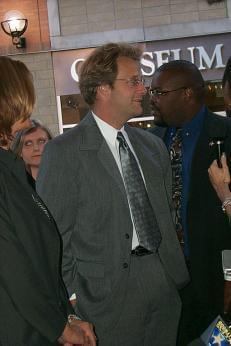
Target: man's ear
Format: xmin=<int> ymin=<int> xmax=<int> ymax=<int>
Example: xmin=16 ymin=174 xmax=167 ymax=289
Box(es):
xmin=97 ymin=84 xmax=110 ymax=97
xmin=100 ymin=84 xmax=110 ymax=91
xmin=184 ymin=87 xmax=193 ymax=98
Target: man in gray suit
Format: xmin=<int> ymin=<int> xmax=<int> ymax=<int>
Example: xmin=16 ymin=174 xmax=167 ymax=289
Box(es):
xmin=37 ymin=42 xmax=189 ymax=346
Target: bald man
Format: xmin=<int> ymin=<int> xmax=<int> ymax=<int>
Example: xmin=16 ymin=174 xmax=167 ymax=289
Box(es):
xmin=149 ymin=60 xmax=231 ymax=345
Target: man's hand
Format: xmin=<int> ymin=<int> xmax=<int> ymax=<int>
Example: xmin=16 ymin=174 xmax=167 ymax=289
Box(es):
xmin=70 ymin=320 xmax=96 ymax=346
xmin=208 ymin=155 xmax=231 ymax=202
xmin=58 ymin=322 xmax=83 ymax=345
xmin=58 ymin=320 xmax=96 ymax=346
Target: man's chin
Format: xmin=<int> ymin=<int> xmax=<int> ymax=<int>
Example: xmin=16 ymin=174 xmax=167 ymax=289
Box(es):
xmin=130 ymin=106 xmax=143 ymax=119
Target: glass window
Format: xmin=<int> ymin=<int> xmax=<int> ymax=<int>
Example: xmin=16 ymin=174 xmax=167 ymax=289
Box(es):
xmin=57 ymin=80 xmax=226 ymax=133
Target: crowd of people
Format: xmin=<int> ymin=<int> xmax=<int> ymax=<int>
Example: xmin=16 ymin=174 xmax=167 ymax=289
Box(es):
xmin=0 ymin=43 xmax=230 ymax=346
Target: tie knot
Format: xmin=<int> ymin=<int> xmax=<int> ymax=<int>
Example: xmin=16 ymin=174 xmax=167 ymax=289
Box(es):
xmin=171 ymin=128 xmax=183 ymax=145
xmin=174 ymin=128 xmax=183 ymax=139
xmin=117 ymin=131 xmax=128 ymax=149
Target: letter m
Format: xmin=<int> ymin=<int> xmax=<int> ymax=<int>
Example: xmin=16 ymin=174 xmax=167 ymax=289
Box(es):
xmin=198 ymin=44 xmax=225 ymax=70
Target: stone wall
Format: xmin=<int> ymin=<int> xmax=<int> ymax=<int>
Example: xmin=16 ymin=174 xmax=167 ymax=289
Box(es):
xmin=12 ymin=52 xmax=59 ymax=136
xmin=58 ymin=0 xmax=227 ymax=35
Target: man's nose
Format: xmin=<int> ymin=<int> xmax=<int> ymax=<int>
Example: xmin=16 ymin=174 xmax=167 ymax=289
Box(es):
xmin=137 ymin=83 xmax=147 ymax=95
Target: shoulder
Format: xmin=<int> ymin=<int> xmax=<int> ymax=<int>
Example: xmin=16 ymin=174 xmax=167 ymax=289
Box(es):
xmin=128 ymin=126 xmax=169 ymax=158
xmin=148 ymin=126 xmax=167 ymax=139
xmin=205 ymin=111 xmax=231 ymax=137
xmin=0 ymin=150 xmax=18 ymax=186
xmin=43 ymin=125 xmax=83 ymax=161
xmin=206 ymin=111 xmax=231 ymax=126
xmin=131 ymin=126 xmax=166 ymax=148
xmin=0 ymin=156 xmax=16 ymax=203
xmin=50 ymin=126 xmax=80 ymax=147
xmin=130 ymin=126 xmax=163 ymax=144
xmin=46 ymin=112 xmax=93 ymax=152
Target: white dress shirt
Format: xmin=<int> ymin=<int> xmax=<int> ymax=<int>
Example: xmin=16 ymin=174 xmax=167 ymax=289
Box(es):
xmin=93 ymin=112 xmax=147 ymax=249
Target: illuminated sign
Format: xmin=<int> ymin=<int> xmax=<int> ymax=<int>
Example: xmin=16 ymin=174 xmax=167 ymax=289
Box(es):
xmin=53 ymin=33 xmax=230 ymax=96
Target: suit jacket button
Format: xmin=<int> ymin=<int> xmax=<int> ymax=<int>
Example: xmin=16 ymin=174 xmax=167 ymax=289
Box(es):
xmin=123 ymin=262 xmax=128 ymax=269
xmin=125 ymin=233 xmax=129 ymax=239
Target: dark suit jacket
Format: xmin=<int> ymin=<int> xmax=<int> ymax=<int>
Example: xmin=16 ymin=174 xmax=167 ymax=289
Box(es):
xmin=0 ymin=149 xmax=72 ymax=345
xmin=37 ymin=112 xmax=189 ymax=335
xmin=150 ymin=110 xmax=231 ymax=316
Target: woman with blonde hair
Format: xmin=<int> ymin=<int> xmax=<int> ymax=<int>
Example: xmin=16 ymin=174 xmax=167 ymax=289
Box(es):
xmin=0 ymin=56 xmax=96 ymax=345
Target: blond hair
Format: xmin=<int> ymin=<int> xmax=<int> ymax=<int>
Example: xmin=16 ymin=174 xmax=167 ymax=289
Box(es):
xmin=0 ymin=57 xmax=35 ymax=143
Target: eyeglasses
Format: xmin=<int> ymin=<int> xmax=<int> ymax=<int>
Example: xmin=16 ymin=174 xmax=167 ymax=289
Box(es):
xmin=23 ymin=138 xmax=48 ymax=149
xmin=115 ymin=77 xmax=145 ymax=87
xmin=149 ymin=86 xmax=188 ymax=97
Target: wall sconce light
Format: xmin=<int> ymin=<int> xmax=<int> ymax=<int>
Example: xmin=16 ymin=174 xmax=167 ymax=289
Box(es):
xmin=1 ymin=10 xmax=28 ymax=48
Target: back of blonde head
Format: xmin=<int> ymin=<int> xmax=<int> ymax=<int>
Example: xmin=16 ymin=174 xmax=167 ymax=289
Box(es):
xmin=0 ymin=57 xmax=35 ymax=141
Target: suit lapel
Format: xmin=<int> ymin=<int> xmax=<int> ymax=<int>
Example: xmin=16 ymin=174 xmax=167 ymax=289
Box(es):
xmin=79 ymin=113 xmax=128 ymax=202
xmin=97 ymin=141 xmax=127 ymax=199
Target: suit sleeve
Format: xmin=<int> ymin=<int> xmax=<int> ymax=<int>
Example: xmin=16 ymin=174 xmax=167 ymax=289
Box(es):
xmin=37 ymin=141 xmax=78 ymax=297
xmin=0 ymin=188 xmax=67 ymax=342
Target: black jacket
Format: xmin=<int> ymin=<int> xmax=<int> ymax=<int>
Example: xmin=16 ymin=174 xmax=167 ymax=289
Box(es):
xmin=150 ymin=110 xmax=231 ymax=327
xmin=0 ymin=149 xmax=72 ymax=345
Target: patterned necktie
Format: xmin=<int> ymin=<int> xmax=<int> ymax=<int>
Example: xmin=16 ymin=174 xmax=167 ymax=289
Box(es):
xmin=117 ymin=131 xmax=162 ymax=252
xmin=169 ymin=128 xmax=184 ymax=248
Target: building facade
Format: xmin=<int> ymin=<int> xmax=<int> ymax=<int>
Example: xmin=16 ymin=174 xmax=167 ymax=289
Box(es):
xmin=0 ymin=0 xmax=230 ymax=134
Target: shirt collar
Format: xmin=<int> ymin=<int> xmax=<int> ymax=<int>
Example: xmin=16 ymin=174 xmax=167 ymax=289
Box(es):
xmin=92 ymin=111 xmax=124 ymax=147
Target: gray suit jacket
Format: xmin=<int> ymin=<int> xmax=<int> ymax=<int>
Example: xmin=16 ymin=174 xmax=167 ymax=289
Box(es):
xmin=37 ymin=112 xmax=189 ymax=332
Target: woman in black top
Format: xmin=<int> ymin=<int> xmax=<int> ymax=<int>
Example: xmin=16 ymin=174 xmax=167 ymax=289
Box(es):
xmin=0 ymin=56 xmax=96 ymax=345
